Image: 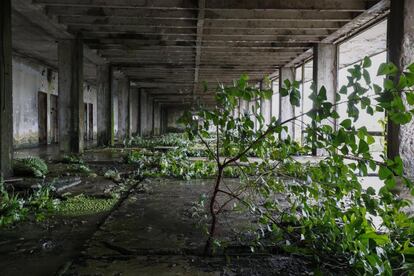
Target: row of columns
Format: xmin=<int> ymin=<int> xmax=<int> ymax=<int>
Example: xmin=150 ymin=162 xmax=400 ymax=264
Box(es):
xmin=0 ymin=0 xmax=135 ymax=177
xmin=1 ymin=0 xmax=414 ymax=176
xmin=277 ymin=0 xmax=414 ymax=176
xmin=59 ymin=42 xmax=134 ymax=153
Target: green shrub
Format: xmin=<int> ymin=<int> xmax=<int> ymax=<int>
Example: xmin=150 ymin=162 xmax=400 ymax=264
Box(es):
xmin=0 ymin=180 xmax=59 ymax=227
xmin=13 ymin=157 xmax=48 ymax=178
xmin=62 ymin=154 xmax=84 ymax=164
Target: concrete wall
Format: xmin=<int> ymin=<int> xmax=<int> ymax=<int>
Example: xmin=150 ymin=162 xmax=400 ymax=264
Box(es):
xmin=12 ymin=55 xmax=97 ymax=148
xmin=112 ymin=79 xmax=119 ymax=136
xmin=165 ymin=106 xmax=187 ymax=132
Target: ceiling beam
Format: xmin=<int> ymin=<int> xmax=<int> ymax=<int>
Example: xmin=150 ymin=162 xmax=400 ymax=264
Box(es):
xmin=13 ymin=0 xmax=107 ymax=65
xmin=285 ymin=0 xmax=389 ymax=67
xmin=34 ymin=0 xmax=371 ymax=11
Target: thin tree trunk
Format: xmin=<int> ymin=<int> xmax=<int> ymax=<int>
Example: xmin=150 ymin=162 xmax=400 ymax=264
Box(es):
xmin=204 ymin=165 xmax=223 ymax=255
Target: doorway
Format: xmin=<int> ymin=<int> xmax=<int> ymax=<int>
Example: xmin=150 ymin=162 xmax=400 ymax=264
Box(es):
xmin=84 ymin=103 xmax=88 ymax=141
xmin=38 ymin=92 xmax=48 ymax=145
xmin=88 ymin=103 xmax=93 ymax=140
xmin=50 ymin=94 xmax=58 ymax=143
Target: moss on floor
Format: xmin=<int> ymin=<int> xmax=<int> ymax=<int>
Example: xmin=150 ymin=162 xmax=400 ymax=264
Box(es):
xmin=55 ymin=194 xmax=117 ymax=216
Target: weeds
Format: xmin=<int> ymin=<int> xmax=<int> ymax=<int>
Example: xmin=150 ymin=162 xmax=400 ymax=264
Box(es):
xmin=13 ymin=157 xmax=48 ymax=178
xmin=0 ymin=180 xmax=59 ymax=227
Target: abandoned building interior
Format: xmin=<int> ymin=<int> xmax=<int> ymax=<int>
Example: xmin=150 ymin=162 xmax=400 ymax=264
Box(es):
xmin=1 ymin=0 xmax=414 ymax=275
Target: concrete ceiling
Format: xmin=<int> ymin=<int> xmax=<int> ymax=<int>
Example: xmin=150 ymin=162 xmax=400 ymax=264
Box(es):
xmin=11 ymin=0 xmax=389 ymax=104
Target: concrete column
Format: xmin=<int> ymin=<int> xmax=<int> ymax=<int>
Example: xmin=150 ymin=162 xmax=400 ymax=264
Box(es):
xmin=58 ymin=37 xmax=84 ymax=153
xmin=260 ymin=81 xmax=272 ymax=126
xmin=97 ymin=64 xmax=114 ymax=146
xmin=117 ymin=76 xmax=129 ymax=141
xmin=240 ymin=99 xmax=249 ymax=117
xmin=139 ymin=89 xmax=153 ymax=137
xmin=387 ymin=0 xmax=414 ymax=176
xmin=279 ymin=67 xmax=295 ymax=138
xmin=0 ymin=0 xmax=13 ymax=177
xmin=139 ymin=89 xmax=147 ymax=136
xmin=313 ymin=43 xmax=338 ymax=125
xmin=130 ymin=87 xmax=139 ymax=136
xmin=153 ymin=101 xmax=161 ymax=136
xmin=127 ymin=83 xmax=132 ymax=138
xmin=313 ymin=43 xmax=338 ymax=155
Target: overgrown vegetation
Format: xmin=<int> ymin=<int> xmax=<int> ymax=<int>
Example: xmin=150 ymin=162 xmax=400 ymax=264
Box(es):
xmin=126 ymin=133 xmax=190 ymax=148
xmin=56 ymin=194 xmax=117 ymax=216
xmin=124 ymin=147 xmax=241 ymax=180
xmin=0 ymin=180 xmax=59 ymax=227
xmin=178 ymin=58 xmax=414 ymax=274
xmin=13 ymin=157 xmax=48 ymax=178
xmin=62 ymin=154 xmax=92 ymax=175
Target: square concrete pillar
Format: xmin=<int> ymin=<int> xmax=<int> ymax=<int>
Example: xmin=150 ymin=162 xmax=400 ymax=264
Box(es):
xmin=279 ymin=67 xmax=295 ymax=138
xmin=58 ymin=37 xmax=84 ymax=153
xmin=153 ymin=101 xmax=161 ymax=136
xmin=313 ymin=43 xmax=338 ymax=121
xmin=139 ymin=89 xmax=153 ymax=137
xmin=387 ymin=0 xmax=414 ymax=176
xmin=0 ymin=0 xmax=13 ymax=177
xmin=260 ymin=81 xmax=272 ymax=126
xmin=313 ymin=43 xmax=338 ymax=155
xmin=97 ymin=64 xmax=114 ymax=146
xmin=117 ymin=76 xmax=130 ymax=141
xmin=129 ymin=87 xmax=139 ymax=136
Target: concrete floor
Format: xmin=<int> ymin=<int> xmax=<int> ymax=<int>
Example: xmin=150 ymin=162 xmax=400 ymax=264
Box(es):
xmin=0 ymin=177 xmax=313 ymax=276
xmin=14 ymin=141 xmax=98 ymax=160
xmin=62 ymin=178 xmax=312 ymax=276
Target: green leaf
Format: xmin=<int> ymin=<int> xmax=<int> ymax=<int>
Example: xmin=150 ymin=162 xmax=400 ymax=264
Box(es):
xmin=280 ymin=88 xmax=289 ymax=97
xmin=340 ymin=119 xmax=352 ymax=129
xmin=290 ymin=89 xmax=301 ymax=107
xmin=363 ymin=69 xmax=371 ymax=84
xmin=390 ymin=112 xmax=412 ymax=124
xmin=407 ymin=63 xmax=414 ymax=73
xmin=363 ymin=56 xmax=372 ymax=68
xmin=377 ymin=63 xmax=398 ymax=76
xmin=360 ymin=232 xmax=389 ymax=246
xmin=378 ymin=166 xmax=393 ymax=180
xmin=406 ymin=93 xmax=414 ymax=105
xmin=358 ymin=140 xmax=369 ymax=154
xmin=339 ymin=85 xmax=348 ymax=95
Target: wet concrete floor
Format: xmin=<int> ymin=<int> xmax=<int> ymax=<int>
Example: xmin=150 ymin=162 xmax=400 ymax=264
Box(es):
xmin=63 ymin=178 xmax=312 ymax=276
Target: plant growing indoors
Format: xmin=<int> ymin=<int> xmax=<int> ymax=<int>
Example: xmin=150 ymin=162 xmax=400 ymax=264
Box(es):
xmin=180 ymin=58 xmax=414 ymax=274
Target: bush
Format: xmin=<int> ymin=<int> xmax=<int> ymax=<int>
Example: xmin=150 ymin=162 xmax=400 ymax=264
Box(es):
xmin=0 ymin=180 xmax=59 ymax=227
xmin=13 ymin=157 xmax=48 ymax=178
xmin=179 ymin=59 xmax=414 ymax=273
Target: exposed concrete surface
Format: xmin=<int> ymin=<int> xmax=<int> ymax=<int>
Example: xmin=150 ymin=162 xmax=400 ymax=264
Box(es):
xmin=12 ymin=56 xmax=98 ymax=148
xmin=58 ymin=37 xmax=84 ymax=153
xmin=129 ymin=87 xmax=139 ymax=135
xmin=97 ymin=64 xmax=114 ymax=146
xmin=140 ymin=89 xmax=153 ymax=137
xmin=279 ymin=67 xmax=295 ymax=138
xmin=398 ymin=0 xmax=414 ymax=178
xmin=387 ymin=0 xmax=414 ymax=177
xmin=117 ymin=76 xmax=129 ymax=141
xmin=0 ymin=0 xmax=13 ymax=177
xmin=165 ymin=106 xmax=187 ymax=132
xmin=64 ymin=178 xmax=312 ymax=275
